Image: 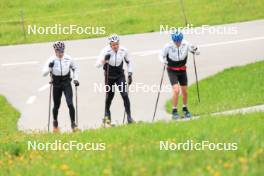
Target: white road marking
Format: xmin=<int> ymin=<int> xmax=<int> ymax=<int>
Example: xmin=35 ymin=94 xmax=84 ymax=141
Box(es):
xmin=1 ymin=61 xmax=39 ymax=66
xmin=132 ymin=49 xmax=160 ymax=56
xmin=38 ymin=84 xmax=50 ymax=92
xmin=26 ymin=96 xmax=36 ymax=104
xmin=199 ymin=36 xmax=264 ymax=48
xmin=134 ymin=36 xmax=264 ymax=56
xmin=2 ymin=36 xmax=264 ymax=66
xmin=75 ymin=56 xmax=97 ymax=61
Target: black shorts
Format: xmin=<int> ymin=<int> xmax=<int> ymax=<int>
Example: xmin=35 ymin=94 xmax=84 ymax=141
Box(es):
xmin=167 ymin=70 xmax=188 ymax=86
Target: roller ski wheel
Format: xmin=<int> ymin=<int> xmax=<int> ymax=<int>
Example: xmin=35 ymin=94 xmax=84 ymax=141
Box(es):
xmin=53 ymin=127 xmax=60 ymax=133
xmin=71 ymin=123 xmax=80 ymax=132
xmin=102 ymin=116 xmax=112 ymax=128
xmin=53 ymin=120 xmax=60 ymax=133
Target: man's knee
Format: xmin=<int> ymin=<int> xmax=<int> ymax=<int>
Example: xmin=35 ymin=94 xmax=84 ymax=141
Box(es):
xmin=53 ymin=102 xmax=60 ymax=110
xmin=67 ymin=103 xmax=74 ymax=108
xmin=120 ymin=91 xmax=128 ymax=99
xmin=181 ymin=86 xmax=188 ymax=96
xmin=107 ymin=91 xmax=115 ymax=100
xmin=172 ymin=85 xmax=180 ymax=94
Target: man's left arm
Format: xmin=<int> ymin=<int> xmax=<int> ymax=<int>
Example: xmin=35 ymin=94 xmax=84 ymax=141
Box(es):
xmin=188 ymin=43 xmax=200 ymax=55
xmin=70 ymin=58 xmax=80 ymax=86
xmin=124 ymin=50 xmax=133 ymax=85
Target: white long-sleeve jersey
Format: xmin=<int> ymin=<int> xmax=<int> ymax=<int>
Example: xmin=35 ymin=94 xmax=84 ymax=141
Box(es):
xmin=160 ymin=40 xmax=198 ymax=66
xmin=42 ymin=54 xmax=79 ymax=81
xmin=96 ymin=45 xmax=132 ymax=74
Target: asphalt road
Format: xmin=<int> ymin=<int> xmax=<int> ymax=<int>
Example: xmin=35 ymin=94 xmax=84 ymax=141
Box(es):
xmin=0 ymin=20 xmax=263 ymax=132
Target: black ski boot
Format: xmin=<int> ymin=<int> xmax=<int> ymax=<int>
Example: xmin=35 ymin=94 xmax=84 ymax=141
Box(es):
xmin=183 ymin=107 xmax=192 ymax=118
xmin=53 ymin=120 xmax=60 ymax=133
xmin=127 ymin=115 xmax=135 ymax=124
xmin=71 ymin=122 xmax=80 ymax=132
xmin=172 ymin=109 xmax=180 ymax=119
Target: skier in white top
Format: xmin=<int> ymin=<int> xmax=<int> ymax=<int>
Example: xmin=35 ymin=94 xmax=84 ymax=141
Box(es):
xmin=96 ymin=34 xmax=134 ymax=125
xmin=42 ymin=41 xmax=80 ymax=132
xmin=160 ymin=31 xmax=199 ymax=119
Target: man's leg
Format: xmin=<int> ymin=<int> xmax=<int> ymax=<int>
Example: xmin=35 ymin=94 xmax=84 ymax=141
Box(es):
xmin=167 ymin=70 xmax=180 ymax=119
xmin=63 ymin=83 xmax=76 ymax=128
xmin=116 ymin=75 xmax=134 ymax=123
xmin=181 ymin=85 xmax=188 ymax=106
xmin=171 ymin=83 xmax=180 ymax=119
xmin=53 ymin=85 xmax=62 ymax=129
xmin=105 ymin=78 xmax=115 ymax=121
xmin=172 ymin=84 xmax=180 ymax=108
xmin=179 ymin=72 xmax=191 ymax=118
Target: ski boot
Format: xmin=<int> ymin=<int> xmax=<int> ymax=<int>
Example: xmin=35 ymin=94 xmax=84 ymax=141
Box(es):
xmin=183 ymin=107 xmax=192 ymax=118
xmin=71 ymin=122 xmax=80 ymax=132
xmin=172 ymin=109 xmax=180 ymax=120
xmin=53 ymin=120 xmax=60 ymax=133
xmin=127 ymin=116 xmax=135 ymax=124
xmin=102 ymin=111 xmax=112 ymax=128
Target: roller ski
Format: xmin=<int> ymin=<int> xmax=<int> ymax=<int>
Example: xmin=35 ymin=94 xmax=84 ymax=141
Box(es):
xmin=102 ymin=118 xmax=113 ymax=128
xmin=102 ymin=111 xmax=113 ymax=128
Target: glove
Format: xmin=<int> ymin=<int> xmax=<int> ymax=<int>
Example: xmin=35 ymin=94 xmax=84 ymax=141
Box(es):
xmin=128 ymin=73 xmax=132 ymax=85
xmin=191 ymin=45 xmax=198 ymax=51
xmin=74 ymin=80 xmax=79 ymax=87
xmin=49 ymin=61 xmax=54 ymax=68
xmin=190 ymin=45 xmax=199 ymax=55
xmin=191 ymin=50 xmax=200 ymax=55
xmin=105 ymin=54 xmax=111 ymax=62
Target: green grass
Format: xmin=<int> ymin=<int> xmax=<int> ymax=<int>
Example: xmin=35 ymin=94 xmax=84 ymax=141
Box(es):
xmin=0 ymin=96 xmax=20 ymax=138
xmin=0 ymin=111 xmax=263 ymax=175
xmin=166 ymin=60 xmax=264 ymax=116
xmin=0 ymin=0 xmax=264 ymax=45
xmin=1 ymin=61 xmax=264 ymax=175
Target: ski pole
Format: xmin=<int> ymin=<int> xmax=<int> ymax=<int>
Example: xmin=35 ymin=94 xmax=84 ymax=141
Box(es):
xmin=75 ymin=86 xmax=78 ymax=126
xmin=152 ymin=64 xmax=166 ymax=122
xmin=104 ymin=62 xmax=110 ymax=125
xmin=192 ymin=53 xmax=200 ymax=102
xmin=122 ymin=83 xmax=129 ymax=124
xmin=48 ymin=72 xmax=53 ymax=132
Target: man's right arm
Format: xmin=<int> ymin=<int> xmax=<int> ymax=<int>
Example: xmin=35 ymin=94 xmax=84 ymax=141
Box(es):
xmin=95 ymin=49 xmax=107 ymax=68
xmin=42 ymin=58 xmax=53 ymax=77
xmin=159 ymin=44 xmax=168 ymax=64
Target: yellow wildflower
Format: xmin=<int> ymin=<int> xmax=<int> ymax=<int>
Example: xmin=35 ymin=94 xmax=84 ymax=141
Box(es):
xmin=60 ymin=164 xmax=69 ymax=172
xmin=238 ymin=157 xmax=248 ymax=165
xmin=213 ymin=171 xmax=221 ymax=176
xmin=223 ymin=162 xmax=232 ymax=169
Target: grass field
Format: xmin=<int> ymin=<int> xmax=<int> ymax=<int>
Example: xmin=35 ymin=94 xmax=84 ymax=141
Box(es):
xmin=0 ymin=0 xmax=264 ymax=45
xmin=166 ymin=60 xmax=264 ymax=116
xmin=0 ymin=108 xmax=263 ymax=175
xmin=0 ymin=96 xmax=20 ymax=138
xmin=0 ymin=61 xmax=263 ymax=175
